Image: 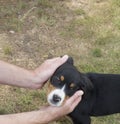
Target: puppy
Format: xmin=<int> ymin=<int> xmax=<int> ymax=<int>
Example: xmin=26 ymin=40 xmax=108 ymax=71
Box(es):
xmin=47 ymin=57 xmax=120 ymax=124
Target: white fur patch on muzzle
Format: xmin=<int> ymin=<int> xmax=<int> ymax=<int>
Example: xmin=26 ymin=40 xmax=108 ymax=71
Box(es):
xmin=47 ymin=85 xmax=66 ymax=107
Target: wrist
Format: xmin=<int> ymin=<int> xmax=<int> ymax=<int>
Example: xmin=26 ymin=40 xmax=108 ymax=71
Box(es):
xmin=44 ymin=106 xmax=66 ymax=123
xmin=29 ymin=70 xmax=43 ymax=89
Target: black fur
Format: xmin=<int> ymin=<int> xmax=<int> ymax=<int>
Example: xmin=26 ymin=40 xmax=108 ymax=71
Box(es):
xmin=50 ymin=57 xmax=120 ymax=124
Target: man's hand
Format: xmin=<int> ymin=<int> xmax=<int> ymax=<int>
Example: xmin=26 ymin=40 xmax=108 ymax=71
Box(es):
xmin=0 ymin=90 xmax=83 ymax=124
xmin=0 ymin=55 xmax=68 ymax=89
xmin=41 ymin=90 xmax=84 ymax=123
xmin=33 ymin=55 xmax=68 ymax=89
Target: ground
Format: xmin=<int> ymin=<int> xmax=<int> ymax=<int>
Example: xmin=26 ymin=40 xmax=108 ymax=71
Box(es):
xmin=0 ymin=0 xmax=120 ymax=124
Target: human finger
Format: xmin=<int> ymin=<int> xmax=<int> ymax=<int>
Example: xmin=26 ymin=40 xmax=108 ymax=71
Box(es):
xmin=64 ymin=90 xmax=84 ymax=113
xmin=53 ymin=55 xmax=69 ymax=67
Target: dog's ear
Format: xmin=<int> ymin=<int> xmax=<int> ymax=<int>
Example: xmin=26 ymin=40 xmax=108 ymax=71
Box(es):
xmin=80 ymin=73 xmax=94 ymax=92
xmin=66 ymin=57 xmax=74 ymax=65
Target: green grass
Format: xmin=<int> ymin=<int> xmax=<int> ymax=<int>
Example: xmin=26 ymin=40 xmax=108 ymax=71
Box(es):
xmin=3 ymin=45 xmax=13 ymax=55
xmin=0 ymin=3 xmax=22 ymax=31
xmin=0 ymin=0 xmax=120 ymax=124
xmin=60 ymin=16 xmax=95 ymax=39
xmin=0 ymin=108 xmax=8 ymax=115
xmin=37 ymin=0 xmax=53 ymax=8
xmin=92 ymin=48 xmax=102 ymax=57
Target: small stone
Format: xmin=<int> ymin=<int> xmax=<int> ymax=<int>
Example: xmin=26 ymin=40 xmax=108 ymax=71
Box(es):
xmin=9 ymin=30 xmax=15 ymax=34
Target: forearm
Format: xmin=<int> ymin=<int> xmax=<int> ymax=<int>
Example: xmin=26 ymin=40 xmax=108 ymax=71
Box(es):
xmin=0 ymin=90 xmax=83 ymax=124
xmin=0 ymin=61 xmax=40 ymax=89
xmin=0 ymin=56 xmax=68 ymax=89
xmin=0 ymin=109 xmax=63 ymax=124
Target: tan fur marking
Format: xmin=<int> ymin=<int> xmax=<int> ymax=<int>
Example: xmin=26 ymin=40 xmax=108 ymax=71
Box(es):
xmin=60 ymin=75 xmax=64 ymax=81
xmin=70 ymin=83 xmax=75 ymax=88
xmin=47 ymin=82 xmax=56 ymax=95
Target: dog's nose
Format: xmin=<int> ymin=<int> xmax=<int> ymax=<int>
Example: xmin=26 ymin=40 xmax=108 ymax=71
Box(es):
xmin=53 ymin=94 xmax=61 ymax=103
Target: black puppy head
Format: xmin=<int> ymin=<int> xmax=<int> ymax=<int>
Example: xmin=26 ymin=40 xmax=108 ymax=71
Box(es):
xmin=47 ymin=57 xmax=93 ymax=106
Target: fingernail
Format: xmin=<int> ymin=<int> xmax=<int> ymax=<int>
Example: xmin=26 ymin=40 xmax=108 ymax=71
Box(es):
xmin=62 ymin=55 xmax=69 ymax=59
xmin=76 ymin=90 xmax=84 ymax=96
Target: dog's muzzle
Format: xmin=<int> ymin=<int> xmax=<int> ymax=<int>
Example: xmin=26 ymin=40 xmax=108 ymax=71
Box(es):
xmin=47 ymin=85 xmax=66 ymax=107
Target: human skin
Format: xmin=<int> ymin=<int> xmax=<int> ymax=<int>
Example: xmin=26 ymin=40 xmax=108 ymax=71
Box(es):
xmin=0 ymin=55 xmax=69 ymax=89
xmin=0 ymin=90 xmax=83 ymax=124
xmin=0 ymin=55 xmax=83 ymax=124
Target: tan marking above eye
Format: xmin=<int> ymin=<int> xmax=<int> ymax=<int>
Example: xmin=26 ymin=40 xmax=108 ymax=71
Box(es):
xmin=70 ymin=83 xmax=75 ymax=88
xmin=60 ymin=76 xmax=64 ymax=81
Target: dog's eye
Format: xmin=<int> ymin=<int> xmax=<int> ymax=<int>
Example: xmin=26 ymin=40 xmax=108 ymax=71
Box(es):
xmin=53 ymin=76 xmax=61 ymax=83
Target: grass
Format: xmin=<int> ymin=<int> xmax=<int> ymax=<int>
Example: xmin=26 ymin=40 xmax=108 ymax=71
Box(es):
xmin=37 ymin=0 xmax=53 ymax=8
xmin=0 ymin=2 xmax=20 ymax=31
xmin=3 ymin=45 xmax=13 ymax=55
xmin=92 ymin=48 xmax=102 ymax=57
xmin=0 ymin=0 xmax=120 ymax=124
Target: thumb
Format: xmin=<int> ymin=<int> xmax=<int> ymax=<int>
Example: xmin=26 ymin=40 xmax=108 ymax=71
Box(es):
xmin=65 ymin=90 xmax=84 ymax=113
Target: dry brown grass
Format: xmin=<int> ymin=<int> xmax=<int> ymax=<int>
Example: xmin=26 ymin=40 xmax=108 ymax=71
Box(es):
xmin=0 ymin=0 xmax=120 ymax=124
